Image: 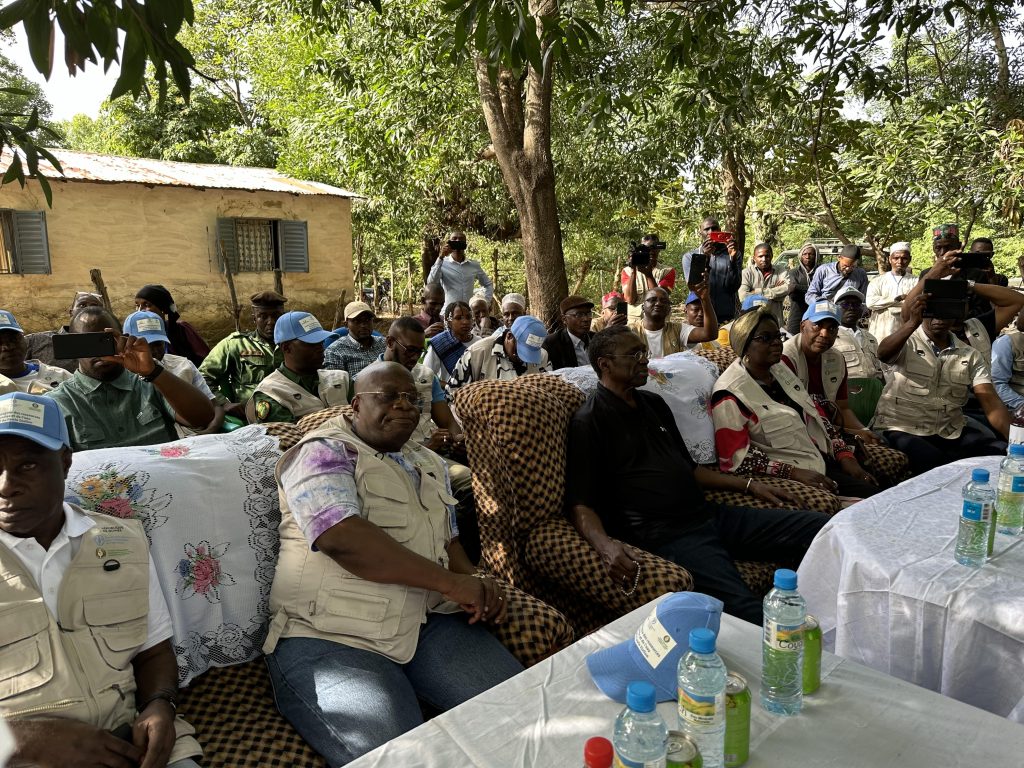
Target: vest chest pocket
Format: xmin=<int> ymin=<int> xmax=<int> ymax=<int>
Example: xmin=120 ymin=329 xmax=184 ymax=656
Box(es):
xmin=82 ymin=590 xmax=149 ymax=670
xmin=136 ymin=402 xmax=163 ymax=425
xmin=756 ymin=411 xmax=797 ymax=449
xmin=945 ymin=359 xmax=972 ymax=399
xmin=362 ymin=477 xmax=415 ymax=542
xmin=901 ymin=352 xmax=935 ymax=396
xmin=0 ymin=600 xmax=54 ymax=700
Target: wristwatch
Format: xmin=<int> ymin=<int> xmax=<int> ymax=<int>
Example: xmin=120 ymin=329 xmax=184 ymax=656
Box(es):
xmin=967 ymin=279 xmax=976 ymax=292
xmin=141 ymin=362 xmax=165 ymax=383
xmin=140 ymin=691 xmax=178 ymax=712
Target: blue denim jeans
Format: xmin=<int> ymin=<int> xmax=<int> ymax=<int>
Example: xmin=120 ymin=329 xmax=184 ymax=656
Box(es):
xmin=265 ymin=612 xmax=524 ymax=766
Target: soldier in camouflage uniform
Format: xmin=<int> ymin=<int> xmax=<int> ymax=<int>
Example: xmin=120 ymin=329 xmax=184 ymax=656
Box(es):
xmin=199 ymin=291 xmax=286 ymax=418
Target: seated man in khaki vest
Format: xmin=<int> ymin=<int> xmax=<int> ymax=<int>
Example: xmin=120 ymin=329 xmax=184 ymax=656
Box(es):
xmin=246 ymin=311 xmax=350 ymax=423
xmin=831 ymin=286 xmax=883 ymax=381
xmin=991 ymin=307 xmax=1024 ymax=411
xmin=875 ymin=292 xmax=1009 ymax=475
xmin=262 ymin=362 xmax=523 ymax=766
xmin=0 ymin=392 xmax=202 ymax=768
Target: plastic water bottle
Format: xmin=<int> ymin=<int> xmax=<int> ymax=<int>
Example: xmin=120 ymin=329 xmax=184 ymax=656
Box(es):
xmin=760 ymin=568 xmax=806 ymax=716
xmin=677 ymin=628 xmax=727 ymax=768
xmin=997 ymin=445 xmax=1024 ymax=536
xmin=1009 ymin=405 xmax=1024 ymax=448
xmin=583 ymin=736 xmax=613 ymax=768
xmin=612 ymin=681 xmax=668 ymax=768
xmin=956 ymin=468 xmax=995 ymax=567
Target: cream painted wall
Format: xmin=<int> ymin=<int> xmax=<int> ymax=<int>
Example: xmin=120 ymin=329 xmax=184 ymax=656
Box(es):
xmin=0 ymin=179 xmax=353 ymax=344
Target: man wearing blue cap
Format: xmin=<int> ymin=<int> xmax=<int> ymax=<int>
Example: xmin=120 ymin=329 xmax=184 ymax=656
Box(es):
xmin=447 ymin=314 xmax=551 ymax=392
xmin=678 ymin=284 xmax=720 ymax=350
xmin=0 ymin=392 xmax=202 ymax=767
xmin=0 ymin=309 xmax=71 ymax=393
xmin=123 ymin=311 xmax=223 ymax=435
xmin=246 ymin=311 xmax=350 ymax=424
xmin=45 ymin=306 xmax=215 ymax=451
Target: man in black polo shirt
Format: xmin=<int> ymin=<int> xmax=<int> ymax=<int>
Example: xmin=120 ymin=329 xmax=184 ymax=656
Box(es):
xmin=566 ymin=326 xmax=829 ymax=623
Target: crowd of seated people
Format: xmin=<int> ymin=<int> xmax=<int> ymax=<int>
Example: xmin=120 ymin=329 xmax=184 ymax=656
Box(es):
xmin=3 ymin=221 xmax=1021 ymax=766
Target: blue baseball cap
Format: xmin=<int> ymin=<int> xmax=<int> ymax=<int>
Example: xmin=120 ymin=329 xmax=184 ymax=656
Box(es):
xmin=741 ymin=294 xmax=769 ymax=311
xmin=802 ymin=300 xmax=841 ymax=324
xmin=123 ymin=310 xmax=169 ymax=344
xmin=0 ymin=310 xmax=24 ymax=334
xmin=274 ymin=311 xmax=337 ymax=345
xmin=509 ymin=315 xmax=547 ymax=365
xmin=0 ymin=392 xmax=70 ymax=450
xmin=586 ymin=592 xmax=723 ymax=703
xmin=685 ymin=292 xmax=700 ymax=305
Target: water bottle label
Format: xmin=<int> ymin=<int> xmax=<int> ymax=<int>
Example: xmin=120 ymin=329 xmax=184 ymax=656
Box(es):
xmin=677 ymin=687 xmax=724 ymax=727
xmin=961 ymin=500 xmax=992 ymax=522
xmin=633 ymin=609 xmax=677 ymax=669
xmin=764 ymin=620 xmax=803 ymax=652
xmin=1010 ymin=424 xmax=1024 ymax=447
xmin=1013 ymin=477 xmax=1024 ymax=493
xmin=613 ymin=752 xmax=666 ymax=768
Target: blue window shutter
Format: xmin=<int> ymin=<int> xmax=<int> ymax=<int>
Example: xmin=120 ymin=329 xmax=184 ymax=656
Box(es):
xmin=278 ymin=220 xmax=309 ymax=273
xmin=217 ymin=218 xmax=237 ymax=272
xmin=12 ymin=210 xmax=50 ymax=274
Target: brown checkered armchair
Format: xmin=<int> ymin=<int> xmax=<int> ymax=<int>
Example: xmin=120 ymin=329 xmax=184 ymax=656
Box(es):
xmin=453 ymin=372 xmax=844 ymax=637
xmin=178 ymin=410 xmax=573 ymax=768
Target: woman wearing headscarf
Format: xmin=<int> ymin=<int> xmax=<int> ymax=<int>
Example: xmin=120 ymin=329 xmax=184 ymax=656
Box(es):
xmin=423 ymin=301 xmax=475 ymax=383
xmin=710 ymin=307 xmax=879 ymax=500
xmin=134 ymin=284 xmax=211 ymax=367
xmin=785 ymin=242 xmax=819 ymax=335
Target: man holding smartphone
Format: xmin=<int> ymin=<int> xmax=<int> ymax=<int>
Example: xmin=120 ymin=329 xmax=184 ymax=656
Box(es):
xmin=426 ymin=231 xmax=495 ymax=309
xmin=682 ymin=218 xmax=743 ymax=324
xmin=45 ymin=307 xmax=215 ymax=451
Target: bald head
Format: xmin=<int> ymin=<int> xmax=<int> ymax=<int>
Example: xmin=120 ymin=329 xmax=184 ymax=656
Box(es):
xmin=355 ymin=361 xmax=414 ymax=395
xmin=70 ymin=306 xmax=119 ymax=333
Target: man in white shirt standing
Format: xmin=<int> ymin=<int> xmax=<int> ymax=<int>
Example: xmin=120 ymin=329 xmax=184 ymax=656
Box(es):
xmin=426 ymin=231 xmax=495 ymax=309
xmin=866 ymin=243 xmax=918 ymax=341
xmin=0 ymin=392 xmax=202 ymax=768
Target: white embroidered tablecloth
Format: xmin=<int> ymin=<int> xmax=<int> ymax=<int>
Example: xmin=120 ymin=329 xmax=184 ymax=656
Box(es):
xmin=798 ymin=456 xmax=1024 ymax=722
xmin=63 ymin=426 xmax=283 ymax=687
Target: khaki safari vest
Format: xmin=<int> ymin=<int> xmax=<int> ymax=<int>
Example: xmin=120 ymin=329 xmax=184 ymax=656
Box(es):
xmin=872 ymin=326 xmax=979 ymax=439
xmin=0 ymin=511 xmax=199 ymax=761
xmin=962 ymin=317 xmax=992 ymax=364
xmin=629 ymin=318 xmax=685 ymax=357
xmin=245 ymin=368 xmax=351 ymax=422
xmin=263 ymin=415 xmax=459 ymax=663
xmin=782 ymin=336 xmax=847 ymax=403
xmin=409 ymin=363 xmax=438 ymax=444
xmin=714 ymin=359 xmax=831 ymax=474
xmin=832 ymin=327 xmax=880 ymax=380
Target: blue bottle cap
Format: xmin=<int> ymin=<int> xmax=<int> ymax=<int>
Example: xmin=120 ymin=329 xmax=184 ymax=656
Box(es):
xmin=1010 ymin=445 xmax=1024 ymax=457
xmin=774 ymin=568 xmax=798 ymax=590
xmin=625 ymin=680 xmax=656 ymax=713
xmin=689 ymin=627 xmax=717 ymax=654
xmin=971 ymin=468 xmax=990 ymax=483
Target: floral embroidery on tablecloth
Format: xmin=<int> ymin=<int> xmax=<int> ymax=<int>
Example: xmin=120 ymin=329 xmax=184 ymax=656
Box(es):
xmin=149 ymin=444 xmax=191 ymax=458
xmin=65 ymin=464 xmax=171 ymax=537
xmin=176 ymin=541 xmax=236 ymax=603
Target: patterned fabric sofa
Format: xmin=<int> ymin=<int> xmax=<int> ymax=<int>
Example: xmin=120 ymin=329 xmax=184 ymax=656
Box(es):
xmin=453 ymin=371 xmax=845 ymax=637
xmin=62 ymin=420 xmax=572 ymax=768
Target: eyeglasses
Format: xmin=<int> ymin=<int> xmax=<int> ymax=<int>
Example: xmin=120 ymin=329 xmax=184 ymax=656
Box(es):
xmin=392 ymin=338 xmax=421 ymax=355
xmin=807 ymin=322 xmax=839 ymax=335
xmin=607 ymin=350 xmax=649 ymax=362
xmin=358 ymin=391 xmax=424 ymax=409
xmin=565 ymin=310 xmax=594 ymax=318
xmin=750 ymin=332 xmax=784 ymax=344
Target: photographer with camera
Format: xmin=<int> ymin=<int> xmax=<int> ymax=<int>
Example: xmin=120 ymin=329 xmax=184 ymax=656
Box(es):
xmin=682 ymin=218 xmax=743 ymax=324
xmin=426 ymin=230 xmax=494 ymax=310
xmin=621 ymin=233 xmax=677 ymax=320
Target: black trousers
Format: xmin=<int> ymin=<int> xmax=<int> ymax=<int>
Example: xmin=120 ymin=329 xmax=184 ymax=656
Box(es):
xmin=883 ymin=426 xmax=1007 ymax=477
xmin=650 ymin=505 xmax=830 ymax=625
xmin=823 ymin=456 xmax=882 ymax=499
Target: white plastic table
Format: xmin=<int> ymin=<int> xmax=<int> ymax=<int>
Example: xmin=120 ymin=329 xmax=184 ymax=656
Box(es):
xmin=348 ymin=594 xmax=1024 ymax=766
xmin=799 ymin=455 xmax=1024 ymax=722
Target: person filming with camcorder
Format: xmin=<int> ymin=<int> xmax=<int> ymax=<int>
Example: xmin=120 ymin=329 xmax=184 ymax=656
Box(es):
xmin=621 ymin=233 xmax=676 ymax=320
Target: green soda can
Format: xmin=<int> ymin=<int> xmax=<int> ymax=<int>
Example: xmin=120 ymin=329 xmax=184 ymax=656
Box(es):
xmin=723 ymin=673 xmax=750 ymax=767
xmin=666 ymin=731 xmax=703 ymax=768
xmin=802 ymin=615 xmax=822 ymax=695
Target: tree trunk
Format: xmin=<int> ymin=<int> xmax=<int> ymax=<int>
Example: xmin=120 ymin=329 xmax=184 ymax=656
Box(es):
xmin=472 ymin=0 xmax=568 ymax=328
xmin=990 ymin=19 xmax=1011 ymax=120
xmin=721 ymin=147 xmax=752 ymax=259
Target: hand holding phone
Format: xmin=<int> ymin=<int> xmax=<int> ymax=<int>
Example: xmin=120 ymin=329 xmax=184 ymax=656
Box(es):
xmin=708 ymin=231 xmax=733 ymax=244
xmin=52 ymin=332 xmax=118 ymax=360
xmin=688 ymin=253 xmax=709 ymax=287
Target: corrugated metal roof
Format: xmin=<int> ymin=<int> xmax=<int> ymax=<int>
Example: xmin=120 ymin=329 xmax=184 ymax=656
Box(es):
xmin=0 ymin=148 xmax=360 ymax=198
